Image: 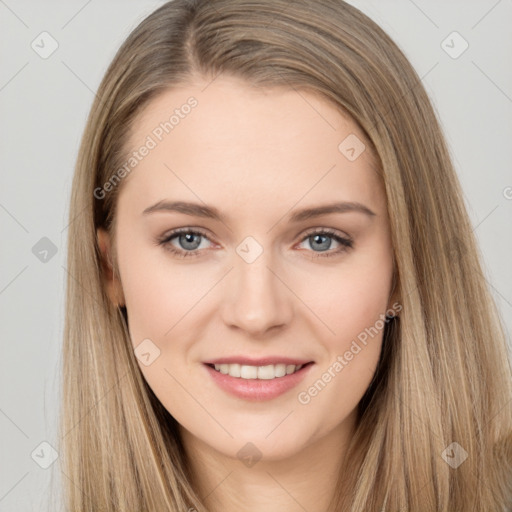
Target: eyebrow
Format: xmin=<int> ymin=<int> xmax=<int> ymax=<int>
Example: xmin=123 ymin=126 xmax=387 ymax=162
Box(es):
xmin=142 ymin=200 xmax=376 ymax=222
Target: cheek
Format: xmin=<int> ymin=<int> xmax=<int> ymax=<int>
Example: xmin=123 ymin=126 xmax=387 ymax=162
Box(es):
xmin=300 ymin=248 xmax=393 ymax=349
xmin=293 ymin=272 xmax=391 ymax=421
xmin=294 ymin=246 xmax=392 ymax=405
xmin=116 ymin=243 xmax=209 ymax=412
xmin=117 ymin=239 xmax=209 ymax=347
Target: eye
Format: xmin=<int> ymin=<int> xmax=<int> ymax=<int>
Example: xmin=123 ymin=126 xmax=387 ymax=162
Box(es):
xmin=296 ymin=228 xmax=353 ymax=258
xmin=157 ymin=228 xmax=214 ymax=258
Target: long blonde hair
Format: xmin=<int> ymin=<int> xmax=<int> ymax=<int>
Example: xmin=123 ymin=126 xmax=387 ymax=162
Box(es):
xmin=60 ymin=0 xmax=512 ymax=510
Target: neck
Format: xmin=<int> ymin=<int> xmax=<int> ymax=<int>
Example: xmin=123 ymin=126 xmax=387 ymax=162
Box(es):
xmin=180 ymin=412 xmax=357 ymax=512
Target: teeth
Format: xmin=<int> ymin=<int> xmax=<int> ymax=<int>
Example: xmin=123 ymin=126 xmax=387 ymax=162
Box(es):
xmin=213 ymin=363 xmax=304 ymax=379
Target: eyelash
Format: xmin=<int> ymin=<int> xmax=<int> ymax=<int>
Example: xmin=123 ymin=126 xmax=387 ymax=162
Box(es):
xmin=156 ymin=227 xmax=353 ymax=259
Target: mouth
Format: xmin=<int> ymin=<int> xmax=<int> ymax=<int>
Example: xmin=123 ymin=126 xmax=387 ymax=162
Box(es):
xmin=205 ymin=361 xmax=314 ymax=380
xmin=202 ymin=360 xmax=315 ymax=401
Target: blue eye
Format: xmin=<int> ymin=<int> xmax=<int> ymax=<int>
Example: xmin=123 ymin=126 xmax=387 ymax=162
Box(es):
xmin=157 ymin=228 xmax=212 ymax=258
xmin=298 ymin=228 xmax=353 ymax=258
xmin=157 ymin=227 xmax=353 ymax=259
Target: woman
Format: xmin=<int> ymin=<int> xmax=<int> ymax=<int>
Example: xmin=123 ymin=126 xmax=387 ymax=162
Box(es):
xmin=60 ymin=0 xmax=512 ymax=510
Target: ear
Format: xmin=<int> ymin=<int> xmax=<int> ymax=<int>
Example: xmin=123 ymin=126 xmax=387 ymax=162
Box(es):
xmin=97 ymin=228 xmax=125 ymax=307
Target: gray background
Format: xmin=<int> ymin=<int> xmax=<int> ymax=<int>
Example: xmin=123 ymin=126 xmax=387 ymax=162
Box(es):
xmin=1 ymin=0 xmax=511 ymax=510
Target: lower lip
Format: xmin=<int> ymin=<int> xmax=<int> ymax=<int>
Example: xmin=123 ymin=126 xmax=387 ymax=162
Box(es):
xmin=203 ymin=363 xmax=314 ymax=401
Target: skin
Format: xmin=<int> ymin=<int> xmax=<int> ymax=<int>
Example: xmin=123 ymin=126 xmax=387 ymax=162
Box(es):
xmin=98 ymin=74 xmax=398 ymax=511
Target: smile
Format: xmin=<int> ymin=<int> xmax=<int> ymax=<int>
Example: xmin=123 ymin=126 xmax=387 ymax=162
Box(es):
xmin=203 ymin=361 xmax=315 ymax=401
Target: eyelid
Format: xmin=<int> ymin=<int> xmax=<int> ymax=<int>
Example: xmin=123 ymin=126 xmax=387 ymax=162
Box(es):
xmin=300 ymin=226 xmax=351 ymax=241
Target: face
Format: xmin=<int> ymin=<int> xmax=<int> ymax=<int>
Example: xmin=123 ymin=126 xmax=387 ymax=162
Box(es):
xmin=98 ymin=74 xmax=397 ymax=463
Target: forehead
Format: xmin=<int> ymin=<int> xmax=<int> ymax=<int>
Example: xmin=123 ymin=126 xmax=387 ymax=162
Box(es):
xmin=117 ymin=75 xmax=385 ymax=220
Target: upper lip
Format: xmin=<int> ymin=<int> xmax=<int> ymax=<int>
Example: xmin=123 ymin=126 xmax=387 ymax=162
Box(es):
xmin=203 ymin=356 xmax=313 ymax=366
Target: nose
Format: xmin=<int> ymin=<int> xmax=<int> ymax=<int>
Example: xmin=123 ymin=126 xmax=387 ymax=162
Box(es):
xmin=219 ymin=247 xmax=294 ymax=337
